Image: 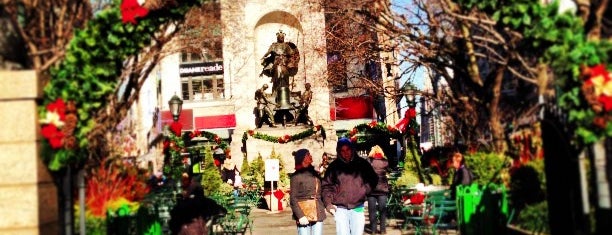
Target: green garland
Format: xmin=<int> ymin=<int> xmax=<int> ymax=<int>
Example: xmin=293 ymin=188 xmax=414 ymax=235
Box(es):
xmin=344 ymin=120 xmax=406 ymax=142
xmin=242 ymin=125 xmax=326 ymax=143
xmin=39 ymin=0 xmax=203 ymax=171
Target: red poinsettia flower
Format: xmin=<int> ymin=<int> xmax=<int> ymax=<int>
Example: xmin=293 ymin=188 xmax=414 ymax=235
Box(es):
xmin=170 ymin=122 xmax=182 ymax=136
xmin=587 ymin=64 xmax=610 ymax=81
xmin=120 ymin=0 xmax=149 ymax=24
xmin=368 ymin=120 xmax=377 ymax=128
xmin=350 ymin=128 xmax=358 ymax=136
xmin=248 ymin=130 xmax=255 ymax=136
xmin=46 ymin=98 xmax=66 ymax=121
xmin=584 ymin=64 xmax=612 ymax=110
xmin=41 ymin=124 xmax=65 ymax=149
xmin=598 ymin=95 xmax=612 ymax=111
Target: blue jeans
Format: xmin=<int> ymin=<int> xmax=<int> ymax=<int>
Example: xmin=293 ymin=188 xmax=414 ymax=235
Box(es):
xmin=367 ymin=195 xmax=388 ymax=233
xmin=334 ymin=206 xmax=365 ymax=235
xmin=297 ymin=221 xmax=323 ymax=235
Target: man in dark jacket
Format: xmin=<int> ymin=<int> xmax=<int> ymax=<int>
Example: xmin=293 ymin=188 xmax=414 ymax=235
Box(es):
xmin=322 ymin=137 xmax=378 ymax=235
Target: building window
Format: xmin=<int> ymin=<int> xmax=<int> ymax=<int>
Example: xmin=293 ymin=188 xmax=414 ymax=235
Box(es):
xmin=181 ymin=52 xmax=203 ymax=63
xmin=181 ymin=75 xmax=224 ymax=101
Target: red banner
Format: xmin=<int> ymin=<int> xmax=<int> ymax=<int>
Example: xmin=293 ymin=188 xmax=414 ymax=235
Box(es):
xmin=194 ymin=114 xmax=236 ymax=129
xmin=334 ymin=96 xmax=373 ymax=120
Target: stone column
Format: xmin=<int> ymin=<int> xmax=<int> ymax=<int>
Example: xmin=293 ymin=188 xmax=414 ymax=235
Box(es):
xmin=0 ymin=70 xmax=59 ymax=234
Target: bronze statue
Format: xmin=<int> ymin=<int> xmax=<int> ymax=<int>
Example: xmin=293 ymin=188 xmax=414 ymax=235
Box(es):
xmin=254 ymin=84 xmax=276 ymax=128
xmin=260 ymin=30 xmax=300 ymax=96
xmin=295 ymin=83 xmax=313 ymax=126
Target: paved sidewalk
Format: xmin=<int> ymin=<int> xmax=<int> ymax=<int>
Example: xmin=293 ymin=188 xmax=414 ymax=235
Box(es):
xmin=246 ymin=206 xmax=437 ymax=235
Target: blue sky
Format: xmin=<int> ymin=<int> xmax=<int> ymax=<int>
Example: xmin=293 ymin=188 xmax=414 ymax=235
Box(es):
xmin=391 ymin=0 xmax=426 ymax=119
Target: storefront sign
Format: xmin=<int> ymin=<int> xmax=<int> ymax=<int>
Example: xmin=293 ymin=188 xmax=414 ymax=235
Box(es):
xmin=179 ymin=61 xmax=223 ymax=77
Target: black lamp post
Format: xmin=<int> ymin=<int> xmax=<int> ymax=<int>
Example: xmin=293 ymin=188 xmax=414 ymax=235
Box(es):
xmin=401 ymin=84 xmax=417 ymax=108
xmin=168 ymin=94 xmax=183 ymax=122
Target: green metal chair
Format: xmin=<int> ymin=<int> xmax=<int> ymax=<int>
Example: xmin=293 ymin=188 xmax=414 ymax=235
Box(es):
xmin=401 ymin=203 xmax=431 ymax=234
xmin=428 ymin=198 xmax=458 ymax=235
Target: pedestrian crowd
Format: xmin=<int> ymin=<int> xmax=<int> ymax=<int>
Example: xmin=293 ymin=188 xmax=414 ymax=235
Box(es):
xmin=163 ymin=137 xmax=473 ymax=235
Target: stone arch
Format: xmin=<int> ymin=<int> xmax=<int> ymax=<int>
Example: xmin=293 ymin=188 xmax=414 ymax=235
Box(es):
xmin=255 ymin=11 xmax=303 ymax=33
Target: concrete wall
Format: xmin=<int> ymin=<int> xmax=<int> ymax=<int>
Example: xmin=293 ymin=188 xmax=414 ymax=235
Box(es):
xmin=0 ymin=70 xmax=59 ymax=234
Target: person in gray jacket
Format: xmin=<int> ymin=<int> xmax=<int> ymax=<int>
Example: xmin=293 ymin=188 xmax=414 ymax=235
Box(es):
xmin=290 ymin=149 xmax=326 ymax=235
xmin=366 ymin=145 xmax=391 ymax=234
xmin=322 ymin=138 xmax=378 ymax=235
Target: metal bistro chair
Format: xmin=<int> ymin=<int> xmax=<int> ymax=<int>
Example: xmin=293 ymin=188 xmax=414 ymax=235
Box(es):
xmin=426 ymin=192 xmax=458 ymax=235
xmin=387 ymin=186 xmax=415 ymax=219
xmin=401 ymin=202 xmax=431 ymax=235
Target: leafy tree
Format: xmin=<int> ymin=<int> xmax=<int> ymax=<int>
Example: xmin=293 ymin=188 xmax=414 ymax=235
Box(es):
xmin=313 ymin=0 xmax=612 ymax=153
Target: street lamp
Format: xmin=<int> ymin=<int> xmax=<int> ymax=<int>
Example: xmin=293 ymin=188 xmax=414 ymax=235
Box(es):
xmin=168 ymin=94 xmax=183 ymax=122
xmin=400 ymin=83 xmax=417 ymax=108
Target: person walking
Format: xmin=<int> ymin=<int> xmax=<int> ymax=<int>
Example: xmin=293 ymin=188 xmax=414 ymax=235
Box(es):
xmin=449 ymin=151 xmax=474 ymax=199
xmin=366 ymin=145 xmax=390 ymax=234
xmin=290 ymin=149 xmax=327 ymax=235
xmin=322 ymin=138 xmax=378 ymax=235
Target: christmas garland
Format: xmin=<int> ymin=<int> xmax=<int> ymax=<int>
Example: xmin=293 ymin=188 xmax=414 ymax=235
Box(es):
xmin=344 ymin=120 xmax=409 ymax=143
xmin=39 ymin=0 xmax=203 ymax=171
xmin=162 ymin=128 xmax=231 ymax=180
xmin=242 ymin=125 xmax=326 ymax=144
xmin=188 ymin=130 xmax=229 ymax=150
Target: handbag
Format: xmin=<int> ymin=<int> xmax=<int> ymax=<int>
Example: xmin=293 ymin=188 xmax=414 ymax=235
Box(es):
xmin=297 ymin=178 xmax=318 ymax=222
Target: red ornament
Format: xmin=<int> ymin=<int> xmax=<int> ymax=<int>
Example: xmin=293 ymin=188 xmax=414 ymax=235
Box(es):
xmin=368 ymin=120 xmax=377 ymax=127
xmin=350 ymin=136 xmax=357 ymax=142
xmin=248 ymin=130 xmax=255 ymax=136
xmin=41 ymin=124 xmax=65 ymax=149
xmin=120 ymin=0 xmax=149 ymax=24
